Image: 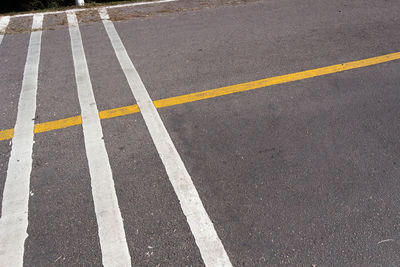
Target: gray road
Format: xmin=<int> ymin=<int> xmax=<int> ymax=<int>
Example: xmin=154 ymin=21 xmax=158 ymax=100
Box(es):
xmin=1 ymin=0 xmax=400 ymax=266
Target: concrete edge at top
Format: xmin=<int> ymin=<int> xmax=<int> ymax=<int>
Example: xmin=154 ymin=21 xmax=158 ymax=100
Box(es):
xmin=0 ymin=0 xmax=177 ymax=19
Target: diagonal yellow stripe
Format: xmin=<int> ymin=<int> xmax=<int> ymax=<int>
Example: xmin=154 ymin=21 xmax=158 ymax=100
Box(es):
xmin=0 ymin=129 xmax=13 ymax=141
xmin=154 ymin=52 xmax=400 ymax=108
xmin=99 ymin=104 xmax=140 ymax=119
xmin=34 ymin=116 xmax=82 ymax=134
xmin=1 ymin=51 xmax=399 ymax=142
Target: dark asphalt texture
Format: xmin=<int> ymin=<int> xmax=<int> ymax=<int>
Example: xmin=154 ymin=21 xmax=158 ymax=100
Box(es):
xmin=1 ymin=0 xmax=400 ymax=266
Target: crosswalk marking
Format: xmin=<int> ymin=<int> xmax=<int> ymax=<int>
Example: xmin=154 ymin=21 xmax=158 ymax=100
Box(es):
xmin=0 ymin=16 xmax=10 ymax=46
xmin=99 ymin=7 xmax=233 ymax=266
xmin=66 ymin=11 xmax=131 ymax=266
xmin=0 ymin=14 xmax=43 ymax=266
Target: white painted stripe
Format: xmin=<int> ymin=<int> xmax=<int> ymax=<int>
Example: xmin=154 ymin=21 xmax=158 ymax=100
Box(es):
xmin=66 ymin=11 xmax=131 ymax=266
xmin=0 ymin=14 xmax=43 ymax=266
xmin=32 ymin=14 xmax=44 ymax=30
xmin=0 ymin=16 xmax=10 ymax=46
xmin=11 ymin=0 xmax=176 ymax=18
xmin=99 ymin=8 xmax=232 ymax=267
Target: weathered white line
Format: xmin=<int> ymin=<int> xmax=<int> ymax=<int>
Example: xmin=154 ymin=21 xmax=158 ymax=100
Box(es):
xmin=67 ymin=11 xmax=131 ymax=266
xmin=0 ymin=16 xmax=10 ymax=46
xmin=0 ymin=14 xmax=43 ymax=266
xmin=378 ymin=239 xmax=395 ymax=244
xmin=99 ymin=8 xmax=232 ymax=267
xmin=11 ymin=0 xmax=177 ymax=18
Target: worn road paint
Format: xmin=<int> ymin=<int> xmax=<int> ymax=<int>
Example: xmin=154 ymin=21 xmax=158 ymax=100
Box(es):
xmin=1 ymin=51 xmax=400 ymax=142
xmin=100 ymin=7 xmax=233 ymax=266
xmin=67 ymin=11 xmax=131 ymax=266
xmin=0 ymin=16 xmax=10 ymax=46
xmin=0 ymin=13 xmax=43 ymax=267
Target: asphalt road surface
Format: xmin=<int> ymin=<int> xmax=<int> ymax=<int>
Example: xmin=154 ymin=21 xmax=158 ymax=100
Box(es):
xmin=1 ymin=0 xmax=400 ymax=266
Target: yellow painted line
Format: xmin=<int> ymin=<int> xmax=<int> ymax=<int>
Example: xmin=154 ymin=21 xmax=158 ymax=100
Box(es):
xmin=0 ymin=51 xmax=399 ymax=142
xmin=0 ymin=129 xmax=13 ymax=141
xmin=99 ymin=104 xmax=140 ymax=119
xmin=154 ymin=52 xmax=400 ymax=108
xmin=34 ymin=116 xmax=82 ymax=134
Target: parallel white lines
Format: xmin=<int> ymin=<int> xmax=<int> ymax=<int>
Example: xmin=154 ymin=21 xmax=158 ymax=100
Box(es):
xmin=0 ymin=16 xmax=10 ymax=46
xmin=11 ymin=0 xmax=177 ymax=18
xmin=99 ymin=8 xmax=232 ymax=267
xmin=66 ymin=11 xmax=131 ymax=266
xmin=0 ymin=14 xmax=43 ymax=266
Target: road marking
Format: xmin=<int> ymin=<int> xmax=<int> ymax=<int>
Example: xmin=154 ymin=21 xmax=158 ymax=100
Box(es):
xmin=0 ymin=128 xmax=14 ymax=141
xmin=99 ymin=8 xmax=232 ymax=266
xmin=67 ymin=11 xmax=131 ymax=266
xmin=34 ymin=115 xmax=82 ymax=133
xmin=0 ymin=15 xmax=10 ymax=45
xmin=1 ymin=51 xmax=400 ymax=142
xmin=0 ymin=13 xmax=43 ymax=266
xmin=152 ymin=52 xmax=400 ymax=109
xmin=8 ymin=0 xmax=177 ymax=18
xmin=99 ymin=104 xmax=140 ymax=119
